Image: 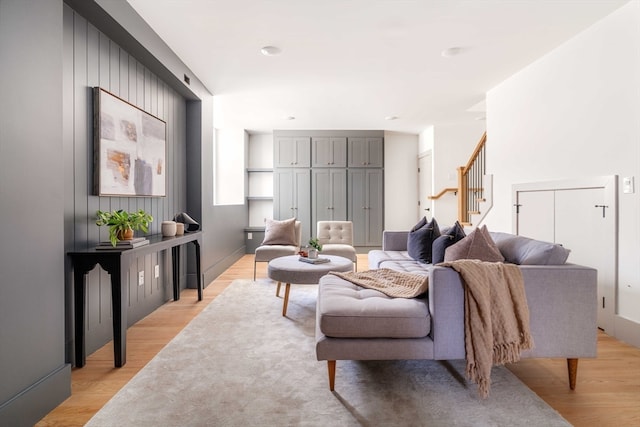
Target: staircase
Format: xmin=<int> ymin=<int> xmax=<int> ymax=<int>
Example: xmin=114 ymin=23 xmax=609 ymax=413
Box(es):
xmin=429 ymin=132 xmax=492 ymax=226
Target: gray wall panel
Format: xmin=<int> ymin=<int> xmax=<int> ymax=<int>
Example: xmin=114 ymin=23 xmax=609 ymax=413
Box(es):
xmin=65 ymin=9 xmax=188 ymax=355
xmin=0 ymin=0 xmax=71 ymax=424
xmin=1 ymin=1 xmax=247 ymax=422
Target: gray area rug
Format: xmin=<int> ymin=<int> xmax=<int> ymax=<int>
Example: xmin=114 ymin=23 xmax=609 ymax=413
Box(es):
xmin=87 ymin=279 xmax=571 ymax=427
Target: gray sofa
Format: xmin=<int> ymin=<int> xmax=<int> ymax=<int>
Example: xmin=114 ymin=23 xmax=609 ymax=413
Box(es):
xmin=316 ymin=229 xmax=598 ymax=391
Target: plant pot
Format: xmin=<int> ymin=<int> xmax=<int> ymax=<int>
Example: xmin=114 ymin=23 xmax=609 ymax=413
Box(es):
xmin=308 ymin=248 xmax=318 ymax=259
xmin=117 ymin=228 xmax=134 ymax=241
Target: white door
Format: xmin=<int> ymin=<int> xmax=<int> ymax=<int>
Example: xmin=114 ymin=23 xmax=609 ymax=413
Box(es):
xmin=516 ymin=190 xmax=555 ymax=242
xmin=418 ymin=152 xmax=432 ymax=220
xmin=514 ymin=177 xmax=617 ymax=333
xmin=555 ymin=187 xmax=615 ymax=333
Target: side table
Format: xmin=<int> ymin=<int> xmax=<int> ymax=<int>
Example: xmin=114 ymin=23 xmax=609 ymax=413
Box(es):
xmin=68 ymin=231 xmax=203 ymax=368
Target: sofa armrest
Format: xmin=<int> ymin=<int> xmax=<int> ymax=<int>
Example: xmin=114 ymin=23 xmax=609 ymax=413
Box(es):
xmin=429 ymin=263 xmax=598 ymax=360
xmin=382 ymin=231 xmax=409 ymax=251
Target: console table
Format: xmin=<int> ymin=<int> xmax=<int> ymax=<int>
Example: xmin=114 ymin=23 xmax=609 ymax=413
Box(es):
xmin=68 ymin=231 xmax=203 ymax=368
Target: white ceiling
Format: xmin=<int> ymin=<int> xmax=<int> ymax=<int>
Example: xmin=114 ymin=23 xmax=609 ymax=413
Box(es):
xmin=127 ymin=0 xmax=627 ymax=135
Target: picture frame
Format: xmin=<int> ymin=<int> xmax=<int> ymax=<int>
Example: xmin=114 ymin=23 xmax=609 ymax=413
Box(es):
xmin=93 ymin=87 xmax=166 ymax=197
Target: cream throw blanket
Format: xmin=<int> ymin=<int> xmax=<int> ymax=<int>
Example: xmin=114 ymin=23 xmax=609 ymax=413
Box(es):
xmin=440 ymin=259 xmax=534 ymax=398
xmin=330 ymin=268 xmax=429 ymax=298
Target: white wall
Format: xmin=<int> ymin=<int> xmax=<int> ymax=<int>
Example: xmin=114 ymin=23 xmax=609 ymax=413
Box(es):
xmin=384 ymin=131 xmax=420 ymax=230
xmin=214 ymin=128 xmax=246 ymax=205
xmin=247 ymin=133 xmax=274 ymax=226
xmin=485 ymin=2 xmax=640 ymax=330
xmin=432 ymin=123 xmax=486 ymax=226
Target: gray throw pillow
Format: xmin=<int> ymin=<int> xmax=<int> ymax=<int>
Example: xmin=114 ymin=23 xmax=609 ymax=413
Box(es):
xmin=492 ymin=232 xmax=571 ymax=265
xmin=432 ymin=221 xmax=466 ymax=264
xmin=444 ymin=225 xmax=504 ymax=262
xmin=262 ymin=217 xmax=297 ymax=246
xmin=407 ymin=217 xmax=441 ymax=264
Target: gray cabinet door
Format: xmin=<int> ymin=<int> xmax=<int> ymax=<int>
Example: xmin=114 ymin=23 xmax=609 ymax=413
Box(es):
xmin=274 ymin=169 xmax=311 ymax=242
xmin=348 ymin=169 xmax=383 ymax=246
xmin=312 ymin=137 xmax=347 ymax=167
xmin=274 ymin=137 xmax=311 ymax=168
xmin=312 ymin=169 xmax=347 ymax=232
xmin=348 ymin=137 xmax=383 ymax=168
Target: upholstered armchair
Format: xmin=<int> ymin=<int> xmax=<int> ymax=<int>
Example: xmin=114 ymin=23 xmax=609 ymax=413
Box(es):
xmin=316 ymin=221 xmax=357 ymax=270
xmin=254 ymin=219 xmax=302 ymax=280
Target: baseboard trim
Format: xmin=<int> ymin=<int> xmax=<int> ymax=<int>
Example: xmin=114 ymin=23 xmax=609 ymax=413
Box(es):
xmin=614 ymin=315 xmax=640 ymax=348
xmin=197 ymin=246 xmax=245 ymax=288
xmin=0 ymin=363 xmax=71 ymax=426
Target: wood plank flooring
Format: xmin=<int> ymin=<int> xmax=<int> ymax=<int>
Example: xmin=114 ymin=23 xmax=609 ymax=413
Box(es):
xmin=38 ymin=254 xmax=640 ymax=427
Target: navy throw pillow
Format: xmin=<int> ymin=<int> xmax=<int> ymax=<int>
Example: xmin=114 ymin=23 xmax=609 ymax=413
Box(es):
xmin=432 ymin=221 xmax=466 ymax=264
xmin=407 ymin=217 xmax=441 ymax=263
xmin=411 ymin=216 xmax=427 ymax=231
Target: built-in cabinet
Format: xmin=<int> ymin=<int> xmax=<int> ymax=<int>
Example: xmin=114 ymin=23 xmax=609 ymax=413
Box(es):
xmin=348 ymin=168 xmax=384 ymax=246
xmin=348 ymin=137 xmax=384 ymax=167
xmin=275 ymin=137 xmax=311 ymax=168
xmin=274 ymin=168 xmax=312 ymax=240
xmin=270 ymin=131 xmax=384 ymax=247
xmin=312 ymin=168 xmax=347 ymax=222
xmin=312 ymin=137 xmax=347 ymax=167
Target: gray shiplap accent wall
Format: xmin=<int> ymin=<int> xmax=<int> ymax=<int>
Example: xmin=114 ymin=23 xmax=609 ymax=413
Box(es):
xmin=64 ymin=7 xmax=188 ymax=354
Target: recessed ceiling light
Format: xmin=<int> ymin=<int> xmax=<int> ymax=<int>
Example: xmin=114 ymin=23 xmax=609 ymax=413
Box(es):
xmin=260 ymin=46 xmax=281 ymax=56
xmin=385 ymin=116 xmax=398 ymax=121
xmin=441 ymin=46 xmax=463 ymax=58
xmin=283 ymin=115 xmax=295 ymax=120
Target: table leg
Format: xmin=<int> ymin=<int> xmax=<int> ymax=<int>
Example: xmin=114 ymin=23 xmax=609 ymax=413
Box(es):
xmin=172 ymin=246 xmax=180 ymax=300
xmin=73 ymin=270 xmax=86 ymax=368
xmin=110 ymin=264 xmax=127 ymax=367
xmin=194 ymin=240 xmax=202 ymax=301
xmin=282 ymin=283 xmax=291 ymax=316
xmin=276 ymin=281 xmax=281 ymax=297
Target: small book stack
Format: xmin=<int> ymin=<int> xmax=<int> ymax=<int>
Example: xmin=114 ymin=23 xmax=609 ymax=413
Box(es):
xmin=298 ymin=256 xmax=330 ymax=264
xmin=96 ymin=237 xmax=149 ymax=250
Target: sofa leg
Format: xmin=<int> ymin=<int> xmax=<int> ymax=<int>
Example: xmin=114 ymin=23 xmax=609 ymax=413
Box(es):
xmin=253 ymin=261 xmax=257 ymax=281
xmin=567 ymin=358 xmax=578 ymax=390
xmin=327 ymin=360 xmax=336 ymax=391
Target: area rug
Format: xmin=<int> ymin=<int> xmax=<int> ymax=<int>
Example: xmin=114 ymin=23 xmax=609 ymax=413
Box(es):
xmin=86 ymin=279 xmax=571 ymax=427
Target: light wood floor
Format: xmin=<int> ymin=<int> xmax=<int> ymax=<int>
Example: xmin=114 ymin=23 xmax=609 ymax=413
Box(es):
xmin=38 ymin=254 xmax=640 ymax=427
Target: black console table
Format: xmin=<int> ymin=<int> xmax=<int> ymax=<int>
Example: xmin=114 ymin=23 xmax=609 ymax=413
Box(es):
xmin=68 ymin=231 xmax=203 ymax=368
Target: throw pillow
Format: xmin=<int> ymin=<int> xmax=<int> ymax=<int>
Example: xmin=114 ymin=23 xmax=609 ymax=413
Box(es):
xmin=444 ymin=225 xmax=505 ymax=262
xmin=432 ymin=221 xmax=466 ymax=264
xmin=262 ymin=217 xmax=297 ymax=246
xmin=411 ymin=216 xmax=428 ymax=232
xmin=492 ymin=232 xmax=571 ymax=265
xmin=407 ymin=217 xmax=441 ymax=264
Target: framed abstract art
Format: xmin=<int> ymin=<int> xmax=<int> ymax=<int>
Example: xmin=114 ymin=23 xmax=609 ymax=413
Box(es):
xmin=93 ymin=87 xmax=166 ymax=197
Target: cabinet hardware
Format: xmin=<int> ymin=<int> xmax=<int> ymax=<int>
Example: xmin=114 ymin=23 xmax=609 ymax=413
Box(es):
xmin=594 ymin=205 xmax=608 ymax=218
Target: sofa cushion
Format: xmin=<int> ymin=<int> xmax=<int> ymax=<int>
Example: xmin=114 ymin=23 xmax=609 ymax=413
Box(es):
xmin=262 ymin=217 xmax=297 ymax=246
xmin=318 ymin=276 xmax=431 ymax=339
xmin=432 ymin=221 xmax=466 ymax=264
xmin=378 ymin=260 xmax=431 ymax=275
xmin=407 ymin=217 xmax=441 ymax=264
xmin=368 ymin=250 xmax=413 ymax=269
xmin=491 ymin=232 xmax=571 ymax=265
xmin=444 ymin=225 xmax=504 ymax=262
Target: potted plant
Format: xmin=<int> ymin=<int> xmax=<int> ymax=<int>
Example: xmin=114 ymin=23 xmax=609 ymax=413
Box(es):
xmin=308 ymin=237 xmax=323 ymax=259
xmin=96 ymin=209 xmax=153 ymax=246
